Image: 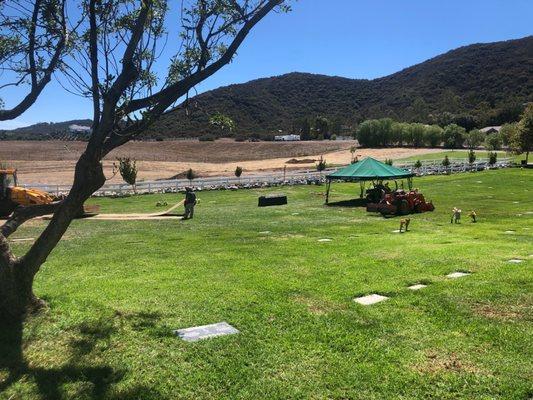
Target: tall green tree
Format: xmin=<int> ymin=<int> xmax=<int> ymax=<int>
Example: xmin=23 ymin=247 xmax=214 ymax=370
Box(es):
xmin=314 ymin=116 xmax=330 ymax=139
xmin=406 ymin=123 xmax=426 ymax=147
xmin=442 ymin=124 xmax=466 ymax=149
xmin=463 ymin=129 xmax=484 ymax=149
xmin=499 ymin=123 xmax=518 ymax=147
xmin=117 ymin=157 xmax=138 ymax=192
xmin=0 ymin=0 xmax=290 ymax=322
xmin=299 ymin=118 xmax=311 ymax=140
xmin=510 ymin=103 xmax=533 ymax=163
xmin=356 ymin=119 xmax=379 ymax=147
xmin=390 ymin=122 xmax=406 ymax=146
xmin=424 ymin=125 xmax=444 ymax=147
xmin=484 ymin=132 xmax=503 ymax=151
xmin=376 ymin=118 xmax=393 ymax=146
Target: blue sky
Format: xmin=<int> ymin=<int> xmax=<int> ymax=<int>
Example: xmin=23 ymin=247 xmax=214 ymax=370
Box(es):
xmin=1 ymin=0 xmax=532 ymax=130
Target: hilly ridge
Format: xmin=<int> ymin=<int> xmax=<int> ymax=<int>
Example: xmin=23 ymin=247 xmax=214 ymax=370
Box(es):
xmin=2 ymin=36 xmax=532 ymax=140
xmin=148 ymin=36 xmax=532 ymax=139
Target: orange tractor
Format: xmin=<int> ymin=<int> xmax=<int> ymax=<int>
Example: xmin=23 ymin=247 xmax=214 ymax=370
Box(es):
xmin=0 ymin=168 xmax=57 ymax=218
xmin=366 ymin=188 xmax=435 ymax=216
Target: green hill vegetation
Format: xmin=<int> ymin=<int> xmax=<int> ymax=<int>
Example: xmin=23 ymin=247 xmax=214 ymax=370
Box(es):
xmin=2 ymin=37 xmax=531 ymax=142
xmin=145 ymin=36 xmax=532 ymax=140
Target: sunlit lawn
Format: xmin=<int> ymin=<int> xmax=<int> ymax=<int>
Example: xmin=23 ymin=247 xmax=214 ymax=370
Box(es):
xmin=1 ymin=169 xmax=532 ymax=399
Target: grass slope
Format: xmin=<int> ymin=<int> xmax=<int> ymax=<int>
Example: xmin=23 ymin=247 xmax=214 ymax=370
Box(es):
xmin=2 ymin=169 xmax=532 ymax=399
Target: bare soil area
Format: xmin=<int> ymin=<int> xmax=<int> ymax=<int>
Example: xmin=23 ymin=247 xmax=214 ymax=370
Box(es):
xmin=0 ymin=139 xmax=352 ymax=162
xmin=0 ymin=139 xmax=442 ymax=184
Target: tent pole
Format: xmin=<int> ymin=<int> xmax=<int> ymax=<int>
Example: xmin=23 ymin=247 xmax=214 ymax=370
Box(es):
xmin=325 ymin=179 xmax=331 ymax=204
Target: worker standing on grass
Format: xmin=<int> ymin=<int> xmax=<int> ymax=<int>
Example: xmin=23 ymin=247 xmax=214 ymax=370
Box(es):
xmin=183 ymin=187 xmax=197 ymax=220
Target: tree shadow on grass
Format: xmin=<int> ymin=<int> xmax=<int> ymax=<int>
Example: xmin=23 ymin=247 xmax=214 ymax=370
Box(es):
xmin=0 ymin=310 xmax=163 ymax=399
xmin=326 ymin=198 xmax=367 ymax=208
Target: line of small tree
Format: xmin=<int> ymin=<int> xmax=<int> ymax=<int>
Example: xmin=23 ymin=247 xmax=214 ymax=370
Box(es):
xmin=356 ymin=119 xmax=446 ymax=148
xmin=354 ymin=117 xmax=526 ymax=151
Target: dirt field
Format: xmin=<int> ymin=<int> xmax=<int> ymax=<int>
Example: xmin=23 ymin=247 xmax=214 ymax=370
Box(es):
xmin=0 ymin=140 xmax=442 ymax=184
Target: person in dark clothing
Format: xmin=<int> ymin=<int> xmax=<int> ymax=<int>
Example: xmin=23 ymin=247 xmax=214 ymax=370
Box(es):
xmin=183 ymin=187 xmax=197 ymax=219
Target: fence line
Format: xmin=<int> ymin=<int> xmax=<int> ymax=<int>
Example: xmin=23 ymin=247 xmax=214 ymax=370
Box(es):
xmin=20 ymin=158 xmax=513 ymax=196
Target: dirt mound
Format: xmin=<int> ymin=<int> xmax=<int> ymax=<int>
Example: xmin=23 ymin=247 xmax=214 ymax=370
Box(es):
xmin=286 ymin=158 xmax=316 ymax=164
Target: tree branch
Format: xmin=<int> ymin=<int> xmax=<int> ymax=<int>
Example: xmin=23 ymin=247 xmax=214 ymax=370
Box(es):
xmin=88 ymin=0 xmax=153 ymax=151
xmin=120 ymin=0 xmax=282 ymax=116
xmin=89 ymin=0 xmax=101 ymax=131
xmin=0 ymin=0 xmax=67 ymax=121
xmin=1 ymin=203 xmax=61 ymax=239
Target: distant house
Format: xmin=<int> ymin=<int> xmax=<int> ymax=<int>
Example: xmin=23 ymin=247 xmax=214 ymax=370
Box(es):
xmin=480 ymin=126 xmax=501 ymax=134
xmin=274 ymin=134 xmax=300 ymax=141
xmin=69 ymin=124 xmax=92 ymax=134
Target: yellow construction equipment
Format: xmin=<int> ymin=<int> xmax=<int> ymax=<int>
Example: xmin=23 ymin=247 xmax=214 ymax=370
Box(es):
xmin=0 ymin=168 xmax=56 ymax=217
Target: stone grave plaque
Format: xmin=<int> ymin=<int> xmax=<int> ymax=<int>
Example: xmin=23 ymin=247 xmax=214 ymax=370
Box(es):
xmin=174 ymin=322 xmax=239 ymax=342
xmin=353 ymin=294 xmax=388 ymax=305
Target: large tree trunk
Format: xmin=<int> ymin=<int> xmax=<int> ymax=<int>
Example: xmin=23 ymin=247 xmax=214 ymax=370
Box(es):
xmin=0 ymin=260 xmax=44 ymax=321
xmin=0 ymin=153 xmax=105 ymax=322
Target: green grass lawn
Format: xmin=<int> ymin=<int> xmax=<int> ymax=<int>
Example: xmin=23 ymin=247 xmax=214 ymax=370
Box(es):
xmin=2 ymin=169 xmax=532 ymax=399
xmin=395 ymin=150 xmax=522 ymax=163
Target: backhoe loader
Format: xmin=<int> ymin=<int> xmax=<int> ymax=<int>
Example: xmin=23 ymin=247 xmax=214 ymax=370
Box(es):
xmin=0 ymin=168 xmax=56 ymax=218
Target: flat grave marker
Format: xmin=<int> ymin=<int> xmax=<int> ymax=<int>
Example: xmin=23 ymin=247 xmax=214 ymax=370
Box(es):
xmin=446 ymin=272 xmax=470 ymax=279
xmin=318 ymin=238 xmax=332 ymax=242
xmin=508 ymin=259 xmax=523 ymax=264
xmin=353 ymin=294 xmax=389 ymax=305
xmin=408 ymin=284 xmax=427 ymax=290
xmin=259 ymin=231 xmax=271 ymax=235
xmin=174 ymin=322 xmax=239 ymax=342
xmin=504 ymin=230 xmax=515 ymax=234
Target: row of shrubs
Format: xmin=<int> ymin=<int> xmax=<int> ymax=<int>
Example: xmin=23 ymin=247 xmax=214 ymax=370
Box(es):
xmin=355 ymin=118 xmax=512 ymax=149
xmin=406 ymin=151 xmax=499 ymax=170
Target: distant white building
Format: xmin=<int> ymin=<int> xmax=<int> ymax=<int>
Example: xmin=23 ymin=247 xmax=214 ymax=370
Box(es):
xmin=480 ymin=126 xmax=501 ymax=134
xmin=69 ymin=124 xmax=92 ymax=134
xmin=274 ymin=134 xmax=300 ymax=141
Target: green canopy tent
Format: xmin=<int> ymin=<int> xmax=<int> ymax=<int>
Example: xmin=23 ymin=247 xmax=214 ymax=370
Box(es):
xmin=325 ymin=157 xmax=415 ymax=204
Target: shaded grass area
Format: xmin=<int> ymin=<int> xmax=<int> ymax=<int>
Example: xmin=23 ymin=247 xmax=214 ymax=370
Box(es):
xmin=2 ymin=169 xmax=532 ymax=399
